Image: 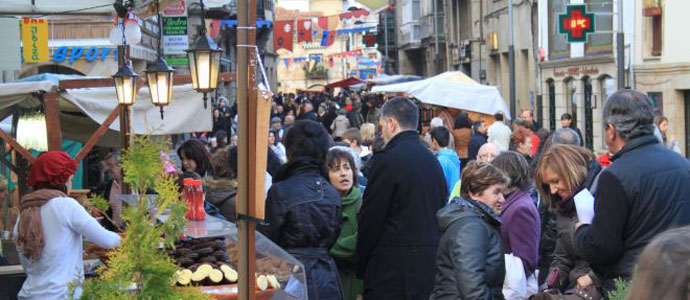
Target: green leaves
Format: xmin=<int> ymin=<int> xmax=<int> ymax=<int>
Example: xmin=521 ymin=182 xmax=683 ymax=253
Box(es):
xmin=121 ymin=136 xmax=167 ymax=194
xmin=606 ymin=278 xmax=630 ymax=300
xmin=76 ymin=136 xmax=211 ymax=300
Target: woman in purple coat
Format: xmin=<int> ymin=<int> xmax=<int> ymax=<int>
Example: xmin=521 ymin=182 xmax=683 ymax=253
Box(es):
xmin=492 ymin=151 xmax=541 ymax=277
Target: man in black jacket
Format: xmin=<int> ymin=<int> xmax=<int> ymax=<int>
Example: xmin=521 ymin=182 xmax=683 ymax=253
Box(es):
xmin=467 ymin=120 xmax=488 ymax=161
xmin=574 ymin=90 xmax=690 ymax=290
xmin=357 ymin=97 xmax=448 ymax=299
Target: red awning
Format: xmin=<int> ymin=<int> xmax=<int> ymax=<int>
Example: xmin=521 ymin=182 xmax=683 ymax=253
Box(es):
xmin=325 ymin=77 xmax=364 ymax=90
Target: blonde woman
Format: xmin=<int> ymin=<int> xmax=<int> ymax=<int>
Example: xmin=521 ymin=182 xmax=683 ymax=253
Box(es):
xmin=535 ymin=145 xmax=603 ymax=298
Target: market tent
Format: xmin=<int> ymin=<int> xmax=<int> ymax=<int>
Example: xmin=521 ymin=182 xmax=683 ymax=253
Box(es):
xmin=0 ymin=77 xmax=212 ymax=147
xmin=371 ymin=71 xmax=511 ymax=119
xmin=367 ymin=74 xmax=422 ymax=86
xmin=325 ymin=77 xmax=364 ymax=90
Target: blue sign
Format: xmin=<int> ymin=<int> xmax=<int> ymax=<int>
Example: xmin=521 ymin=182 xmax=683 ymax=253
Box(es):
xmin=52 ymin=46 xmax=118 ymax=64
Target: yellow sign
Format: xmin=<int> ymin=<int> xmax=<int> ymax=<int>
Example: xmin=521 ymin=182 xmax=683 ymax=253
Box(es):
xmin=21 ymin=17 xmax=49 ymax=63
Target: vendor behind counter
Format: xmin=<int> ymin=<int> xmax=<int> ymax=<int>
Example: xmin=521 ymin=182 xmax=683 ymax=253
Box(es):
xmin=12 ymin=151 xmax=120 ymax=300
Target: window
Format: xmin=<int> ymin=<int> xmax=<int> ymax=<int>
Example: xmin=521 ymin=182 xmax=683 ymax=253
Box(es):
xmin=643 ymin=0 xmax=663 ymax=56
xmin=584 ymin=0 xmax=613 ymax=55
xmin=548 ymin=79 xmax=556 ymax=131
xmin=648 ymin=92 xmax=663 ymax=115
xmin=600 ymin=76 xmax=615 ymax=148
xmin=549 ymin=0 xmax=570 ymax=60
xmin=565 ymin=78 xmax=577 ymax=126
xmin=412 ymin=0 xmax=421 ymax=20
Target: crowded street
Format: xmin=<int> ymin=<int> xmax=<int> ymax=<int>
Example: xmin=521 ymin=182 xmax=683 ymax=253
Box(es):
xmin=1 ymin=0 xmax=690 ymax=300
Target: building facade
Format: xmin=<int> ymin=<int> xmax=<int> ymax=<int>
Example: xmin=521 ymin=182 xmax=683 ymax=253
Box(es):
xmin=633 ymin=0 xmax=690 ymax=157
xmin=276 ymin=0 xmax=382 ymax=92
xmin=442 ymin=0 xmax=538 ymax=117
xmin=395 ymin=0 xmax=446 ymax=77
xmin=538 ymin=0 xmax=632 ymax=152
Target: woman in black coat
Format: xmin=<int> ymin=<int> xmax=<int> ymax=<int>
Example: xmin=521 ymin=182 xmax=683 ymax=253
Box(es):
xmin=431 ymin=161 xmax=509 ymax=300
xmin=259 ymin=120 xmax=343 ymax=299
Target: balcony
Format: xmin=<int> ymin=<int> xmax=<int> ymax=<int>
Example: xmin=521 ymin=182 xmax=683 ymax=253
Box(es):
xmin=420 ymin=13 xmax=445 ymax=41
xmin=400 ymin=23 xmax=422 ymax=48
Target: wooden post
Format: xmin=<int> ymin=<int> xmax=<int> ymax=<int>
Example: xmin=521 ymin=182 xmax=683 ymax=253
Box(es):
xmin=118 ymin=45 xmax=132 ymax=194
xmin=236 ymin=0 xmax=259 ymax=296
xmin=43 ymin=92 xmax=62 ymax=151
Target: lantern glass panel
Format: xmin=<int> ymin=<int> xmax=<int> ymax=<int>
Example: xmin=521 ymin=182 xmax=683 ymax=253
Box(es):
xmin=188 ymin=51 xmax=199 ymax=89
xmin=210 ymin=50 xmax=221 ymax=89
xmin=162 ymin=72 xmax=173 ymax=105
xmin=196 ymin=50 xmax=211 ymax=90
xmin=146 ymin=72 xmax=159 ymax=104
xmin=115 ymin=76 xmax=136 ymax=105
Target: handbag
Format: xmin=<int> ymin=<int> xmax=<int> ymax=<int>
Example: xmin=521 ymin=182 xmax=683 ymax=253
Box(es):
xmin=530 ymin=286 xmax=602 ymax=300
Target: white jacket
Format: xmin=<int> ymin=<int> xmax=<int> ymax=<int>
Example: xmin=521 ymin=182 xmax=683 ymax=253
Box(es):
xmin=487 ymin=121 xmax=512 ymax=152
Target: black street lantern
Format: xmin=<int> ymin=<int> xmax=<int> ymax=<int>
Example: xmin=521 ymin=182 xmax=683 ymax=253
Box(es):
xmin=145 ymin=56 xmax=175 ymax=119
xmin=113 ymin=62 xmax=139 ymax=106
xmin=186 ymin=0 xmax=222 ymax=109
xmin=146 ymin=0 xmax=175 ymax=119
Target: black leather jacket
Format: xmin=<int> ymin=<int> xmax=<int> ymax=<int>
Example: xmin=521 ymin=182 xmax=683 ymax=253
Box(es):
xmin=259 ymin=157 xmax=343 ymax=299
xmin=431 ymin=198 xmax=505 ymax=300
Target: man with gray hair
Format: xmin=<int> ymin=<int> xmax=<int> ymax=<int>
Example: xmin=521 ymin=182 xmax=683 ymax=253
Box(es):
xmin=573 ymin=90 xmax=690 ymax=291
xmin=551 ymin=127 xmax=582 ymax=146
xmin=357 ymin=97 xmax=447 ymax=299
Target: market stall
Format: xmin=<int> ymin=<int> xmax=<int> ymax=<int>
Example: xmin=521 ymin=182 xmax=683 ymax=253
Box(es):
xmin=324 ymin=77 xmax=364 ymax=90
xmin=371 ymin=71 xmax=511 ymax=120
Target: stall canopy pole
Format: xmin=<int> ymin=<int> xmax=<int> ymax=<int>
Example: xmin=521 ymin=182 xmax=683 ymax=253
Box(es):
xmin=44 ymin=92 xmax=62 ymax=151
xmin=236 ymin=0 xmax=259 ymax=296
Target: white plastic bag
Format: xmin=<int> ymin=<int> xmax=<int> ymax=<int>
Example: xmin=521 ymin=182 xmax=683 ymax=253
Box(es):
xmin=502 ymin=253 xmax=538 ymax=300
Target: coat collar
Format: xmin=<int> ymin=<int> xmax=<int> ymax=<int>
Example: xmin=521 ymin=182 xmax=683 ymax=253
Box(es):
xmin=611 ymin=135 xmax=659 ymax=162
xmin=502 ymin=189 xmax=530 ymax=212
xmin=273 ymin=156 xmax=324 ymax=182
xmin=450 ymin=197 xmax=502 ymax=227
xmin=384 ymin=130 xmax=418 ymax=149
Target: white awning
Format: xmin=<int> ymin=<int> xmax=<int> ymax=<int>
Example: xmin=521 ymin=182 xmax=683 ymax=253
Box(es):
xmin=372 ymin=71 xmax=511 ymax=119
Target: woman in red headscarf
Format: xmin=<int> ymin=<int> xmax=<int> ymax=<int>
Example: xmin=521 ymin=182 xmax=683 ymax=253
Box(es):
xmin=13 ymin=151 xmax=121 ymax=300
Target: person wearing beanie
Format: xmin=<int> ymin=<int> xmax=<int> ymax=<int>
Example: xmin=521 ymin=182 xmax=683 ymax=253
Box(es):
xmin=13 ymin=151 xmax=121 ymax=300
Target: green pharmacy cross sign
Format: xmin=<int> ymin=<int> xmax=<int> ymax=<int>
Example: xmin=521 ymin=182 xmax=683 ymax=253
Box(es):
xmin=558 ymin=5 xmax=596 ymax=43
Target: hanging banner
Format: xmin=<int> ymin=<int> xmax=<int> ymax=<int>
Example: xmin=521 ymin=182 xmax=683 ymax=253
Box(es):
xmin=339 ymin=9 xmax=370 ymax=20
xmin=162 ymin=1 xmax=188 ymax=55
xmin=162 ymin=17 xmax=189 ymax=55
xmin=297 ymin=19 xmax=313 ymax=43
xmin=321 ymin=30 xmax=337 ymax=47
xmin=274 ymin=20 xmax=294 ymax=51
xmin=162 ymin=0 xmax=187 ymax=17
xmin=326 ymin=49 xmax=363 ymax=58
xmin=21 ymin=17 xmax=49 ymax=63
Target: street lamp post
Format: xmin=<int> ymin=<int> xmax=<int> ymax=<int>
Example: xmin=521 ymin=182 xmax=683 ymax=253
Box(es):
xmin=145 ymin=0 xmax=175 ymax=119
xmin=507 ymin=0 xmax=516 ymax=118
xmin=186 ymin=0 xmax=222 ymax=109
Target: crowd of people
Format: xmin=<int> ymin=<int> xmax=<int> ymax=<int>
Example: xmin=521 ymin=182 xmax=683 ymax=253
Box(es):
xmin=9 ymin=86 xmax=690 ymax=300
xmin=170 ymin=89 xmax=690 ymax=300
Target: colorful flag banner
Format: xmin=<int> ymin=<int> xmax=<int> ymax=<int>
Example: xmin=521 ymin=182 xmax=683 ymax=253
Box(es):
xmin=321 ymin=30 xmax=337 ymax=47
xmin=297 ymin=19 xmax=313 ymax=42
xmin=339 ymin=9 xmax=370 ymax=20
xmin=274 ymin=20 xmax=294 ymax=51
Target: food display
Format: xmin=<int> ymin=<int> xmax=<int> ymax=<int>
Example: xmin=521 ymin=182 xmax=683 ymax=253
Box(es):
xmin=163 ymin=217 xmax=308 ymax=299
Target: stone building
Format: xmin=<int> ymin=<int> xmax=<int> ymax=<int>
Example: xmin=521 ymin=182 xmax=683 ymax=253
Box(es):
xmin=538 ymin=0 xmax=633 ymax=152
xmin=395 ymin=0 xmax=446 ymax=76
xmin=633 ymin=0 xmax=690 ymax=157
xmin=443 ymin=0 xmax=538 ymax=116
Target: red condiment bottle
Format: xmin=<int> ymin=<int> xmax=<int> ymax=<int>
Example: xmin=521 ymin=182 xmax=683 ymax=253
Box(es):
xmin=192 ymin=179 xmax=206 ymax=221
xmin=183 ymin=178 xmax=195 ymax=220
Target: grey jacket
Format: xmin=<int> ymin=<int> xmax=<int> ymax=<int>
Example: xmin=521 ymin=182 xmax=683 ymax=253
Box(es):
xmin=431 ymin=198 xmax=505 ymax=300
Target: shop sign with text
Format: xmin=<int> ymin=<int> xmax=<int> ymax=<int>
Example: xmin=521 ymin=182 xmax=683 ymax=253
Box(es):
xmin=21 ymin=17 xmax=49 ymax=63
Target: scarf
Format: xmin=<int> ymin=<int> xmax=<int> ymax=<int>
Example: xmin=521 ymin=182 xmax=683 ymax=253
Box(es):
xmin=15 ymin=189 xmax=68 ymax=260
